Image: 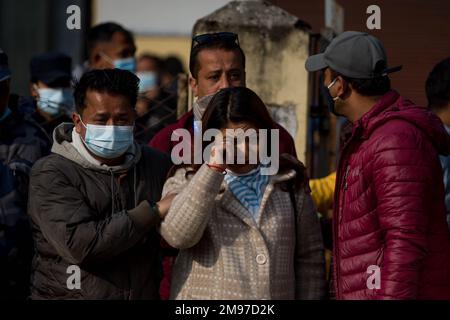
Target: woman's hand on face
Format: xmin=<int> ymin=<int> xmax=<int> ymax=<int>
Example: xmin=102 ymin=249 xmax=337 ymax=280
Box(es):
xmin=208 ymin=135 xmax=228 ymax=171
xmin=156 ymin=193 xmax=177 ymax=218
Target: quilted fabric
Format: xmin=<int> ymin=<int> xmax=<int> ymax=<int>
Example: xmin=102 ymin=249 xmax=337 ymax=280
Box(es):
xmin=333 ymin=90 xmax=450 ymax=299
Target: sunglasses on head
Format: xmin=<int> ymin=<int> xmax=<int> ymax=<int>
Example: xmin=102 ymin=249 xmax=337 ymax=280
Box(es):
xmin=191 ymin=32 xmax=240 ymax=50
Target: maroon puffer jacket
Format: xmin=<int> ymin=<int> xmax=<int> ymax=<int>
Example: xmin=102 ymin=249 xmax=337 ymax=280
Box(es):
xmin=333 ymin=90 xmax=450 ymax=299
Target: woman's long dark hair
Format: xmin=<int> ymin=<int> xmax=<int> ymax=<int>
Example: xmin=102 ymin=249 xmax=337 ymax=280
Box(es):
xmin=168 ymin=87 xmax=308 ymax=191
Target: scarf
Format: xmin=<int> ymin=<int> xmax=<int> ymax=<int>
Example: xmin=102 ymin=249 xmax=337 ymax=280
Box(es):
xmin=224 ymin=166 xmax=269 ymax=219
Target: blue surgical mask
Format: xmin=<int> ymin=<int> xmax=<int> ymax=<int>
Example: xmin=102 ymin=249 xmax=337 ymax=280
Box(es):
xmin=137 ymin=71 xmax=157 ymax=93
xmin=79 ymin=116 xmax=134 ymax=159
xmin=100 ymin=52 xmax=136 ymax=73
xmin=37 ymin=87 xmax=74 ymax=117
xmin=0 ymin=106 xmax=12 ymax=123
xmin=113 ymin=57 xmax=136 ymax=73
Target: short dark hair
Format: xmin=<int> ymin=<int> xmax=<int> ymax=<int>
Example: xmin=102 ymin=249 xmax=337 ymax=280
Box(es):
xmin=330 ymin=68 xmax=391 ymax=97
xmin=138 ymin=54 xmax=164 ymax=73
xmin=87 ymin=22 xmax=135 ymax=54
xmin=189 ymin=38 xmax=245 ymax=79
xmin=164 ymin=56 xmax=185 ymax=77
xmin=73 ymin=69 xmax=139 ymax=114
xmin=426 ymin=57 xmax=450 ymax=111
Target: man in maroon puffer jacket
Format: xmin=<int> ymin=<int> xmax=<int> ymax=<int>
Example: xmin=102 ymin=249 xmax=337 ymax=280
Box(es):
xmin=306 ymin=31 xmax=450 ymax=299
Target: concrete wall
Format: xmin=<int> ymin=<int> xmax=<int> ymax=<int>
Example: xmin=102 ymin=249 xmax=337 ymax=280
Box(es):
xmin=134 ymin=35 xmax=190 ymax=71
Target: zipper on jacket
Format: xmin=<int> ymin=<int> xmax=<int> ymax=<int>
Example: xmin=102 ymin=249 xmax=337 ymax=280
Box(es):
xmin=333 ymin=164 xmax=344 ymax=300
xmin=333 ymin=122 xmax=364 ymax=299
xmin=334 ymin=162 xmax=351 ymax=299
xmin=333 ymin=159 xmax=353 ymax=298
xmin=343 ymin=165 xmax=350 ymax=191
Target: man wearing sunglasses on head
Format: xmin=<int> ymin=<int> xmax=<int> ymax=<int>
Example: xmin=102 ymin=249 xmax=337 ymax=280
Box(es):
xmin=149 ymin=32 xmax=297 ymax=300
xmin=149 ymin=32 xmax=297 ymax=157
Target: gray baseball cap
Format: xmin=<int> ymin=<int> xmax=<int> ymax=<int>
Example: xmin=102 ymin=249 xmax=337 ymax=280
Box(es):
xmin=305 ymin=31 xmax=402 ymax=79
xmin=0 ymin=48 xmax=11 ymax=82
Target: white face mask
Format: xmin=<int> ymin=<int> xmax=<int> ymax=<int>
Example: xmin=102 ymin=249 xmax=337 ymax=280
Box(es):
xmin=192 ymin=93 xmax=216 ymax=121
xmin=36 ymin=87 xmax=74 ymax=116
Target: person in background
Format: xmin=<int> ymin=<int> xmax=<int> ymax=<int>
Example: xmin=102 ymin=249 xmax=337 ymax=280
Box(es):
xmin=149 ymin=32 xmax=298 ymax=300
xmin=28 ymin=69 xmax=174 ymax=299
xmin=88 ymin=22 xmax=136 ymax=72
xmin=426 ymin=57 xmax=450 ymax=236
xmin=72 ymin=22 xmax=136 ymax=79
xmin=135 ymin=54 xmax=177 ymax=144
xmin=136 ymin=53 xmax=164 ymax=106
xmin=28 ymin=52 xmax=74 ymax=138
xmin=305 ymin=31 xmax=450 ymax=299
xmin=161 ymin=56 xmax=185 ymax=94
xmin=0 ymin=48 xmax=51 ymax=299
xmin=160 ymin=87 xmax=326 ymax=300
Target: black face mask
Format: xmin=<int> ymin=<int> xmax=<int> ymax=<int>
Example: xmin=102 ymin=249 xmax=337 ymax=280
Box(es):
xmin=323 ymin=77 xmax=343 ymax=117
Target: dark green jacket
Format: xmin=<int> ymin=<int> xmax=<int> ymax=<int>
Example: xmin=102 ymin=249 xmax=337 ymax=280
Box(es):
xmin=28 ymin=123 xmax=171 ymax=299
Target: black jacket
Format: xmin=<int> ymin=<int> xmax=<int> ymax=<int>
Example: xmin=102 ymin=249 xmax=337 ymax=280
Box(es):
xmin=28 ymin=123 xmax=172 ymax=299
xmin=0 ymin=102 xmax=51 ymax=299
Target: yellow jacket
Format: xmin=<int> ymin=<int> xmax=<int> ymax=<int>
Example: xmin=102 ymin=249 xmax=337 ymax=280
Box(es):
xmin=309 ymin=172 xmax=336 ymax=214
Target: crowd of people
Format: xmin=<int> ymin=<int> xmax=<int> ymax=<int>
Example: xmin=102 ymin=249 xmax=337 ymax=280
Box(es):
xmin=0 ymin=22 xmax=449 ymax=300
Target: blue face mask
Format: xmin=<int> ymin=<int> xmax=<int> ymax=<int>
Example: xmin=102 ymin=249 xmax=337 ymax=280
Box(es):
xmin=79 ymin=116 xmax=134 ymax=159
xmin=137 ymin=71 xmax=157 ymax=93
xmin=0 ymin=106 xmax=12 ymax=123
xmin=113 ymin=57 xmax=136 ymax=73
xmin=100 ymin=52 xmax=136 ymax=73
xmin=37 ymin=87 xmax=74 ymax=117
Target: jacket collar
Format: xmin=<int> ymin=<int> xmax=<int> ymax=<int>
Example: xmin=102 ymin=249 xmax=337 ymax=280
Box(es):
xmin=352 ymin=90 xmax=401 ymax=139
xmin=339 ymin=90 xmax=401 ymax=150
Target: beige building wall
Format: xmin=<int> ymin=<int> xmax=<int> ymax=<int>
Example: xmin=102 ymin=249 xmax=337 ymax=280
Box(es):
xmin=134 ymin=36 xmax=190 ymax=71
